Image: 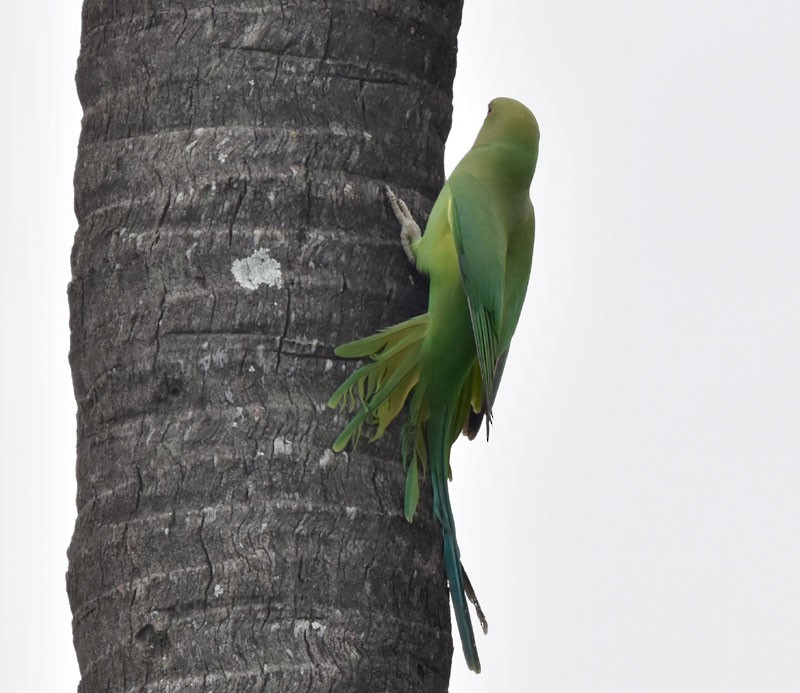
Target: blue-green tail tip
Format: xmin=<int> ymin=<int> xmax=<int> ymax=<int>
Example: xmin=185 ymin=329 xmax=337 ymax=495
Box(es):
xmin=443 ymin=531 xmax=481 ymax=673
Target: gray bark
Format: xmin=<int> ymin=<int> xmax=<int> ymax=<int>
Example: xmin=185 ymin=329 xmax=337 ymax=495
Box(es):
xmin=67 ymin=1 xmax=463 ymax=691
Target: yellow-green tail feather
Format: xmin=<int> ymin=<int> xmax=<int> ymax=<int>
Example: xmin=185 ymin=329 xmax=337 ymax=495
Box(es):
xmin=328 ymin=314 xmax=428 ymax=457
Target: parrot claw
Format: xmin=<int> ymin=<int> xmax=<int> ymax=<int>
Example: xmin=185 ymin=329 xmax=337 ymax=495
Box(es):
xmin=385 ymin=185 xmax=421 ymax=266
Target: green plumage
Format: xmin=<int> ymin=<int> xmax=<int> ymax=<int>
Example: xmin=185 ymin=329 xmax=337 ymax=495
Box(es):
xmin=328 ymin=98 xmax=540 ymax=673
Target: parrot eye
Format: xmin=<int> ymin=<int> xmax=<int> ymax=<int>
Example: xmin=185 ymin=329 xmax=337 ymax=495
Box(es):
xmin=487 ymin=103 xmax=493 ymax=115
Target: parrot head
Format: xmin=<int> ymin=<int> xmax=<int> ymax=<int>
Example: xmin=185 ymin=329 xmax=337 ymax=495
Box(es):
xmin=474 ymin=97 xmax=540 ymax=155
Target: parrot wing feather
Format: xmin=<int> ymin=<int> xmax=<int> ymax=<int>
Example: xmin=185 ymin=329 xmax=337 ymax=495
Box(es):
xmin=447 ymin=174 xmax=506 ymax=422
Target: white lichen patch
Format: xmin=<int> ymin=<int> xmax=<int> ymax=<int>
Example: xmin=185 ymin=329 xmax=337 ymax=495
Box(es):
xmin=345 ymin=506 xmax=357 ymax=520
xmin=319 ymin=449 xmax=334 ymax=468
xmin=291 ymin=619 xmax=328 ymax=638
xmin=273 ymin=436 xmax=293 ymax=456
xmin=231 ymin=248 xmax=284 ymax=291
xmin=213 ymin=584 xmax=224 ymax=598
xmin=212 ymin=348 xmax=229 ymax=368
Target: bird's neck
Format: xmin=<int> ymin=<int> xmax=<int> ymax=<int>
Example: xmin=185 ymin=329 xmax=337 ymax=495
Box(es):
xmin=478 ymin=140 xmax=537 ymax=193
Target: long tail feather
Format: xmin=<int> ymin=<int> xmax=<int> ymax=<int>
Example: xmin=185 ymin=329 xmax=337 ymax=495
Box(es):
xmin=429 ymin=411 xmax=482 ymax=673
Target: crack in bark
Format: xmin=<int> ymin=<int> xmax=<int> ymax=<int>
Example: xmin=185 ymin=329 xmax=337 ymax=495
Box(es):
xmin=275 ymin=283 xmax=292 ymax=373
xmin=198 ymin=509 xmax=215 ymax=607
xmin=152 ymin=284 xmax=167 ymax=366
xmin=227 ymin=180 xmax=247 ymax=247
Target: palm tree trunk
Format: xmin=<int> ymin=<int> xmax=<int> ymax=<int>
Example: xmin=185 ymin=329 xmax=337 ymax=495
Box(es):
xmin=68 ymin=1 xmax=463 ymax=691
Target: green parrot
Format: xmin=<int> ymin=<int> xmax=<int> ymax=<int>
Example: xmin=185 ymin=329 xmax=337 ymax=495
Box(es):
xmin=328 ymin=97 xmax=539 ymax=673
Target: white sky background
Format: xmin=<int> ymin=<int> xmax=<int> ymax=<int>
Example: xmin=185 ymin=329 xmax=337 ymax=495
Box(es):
xmin=1 ymin=1 xmax=799 ymax=691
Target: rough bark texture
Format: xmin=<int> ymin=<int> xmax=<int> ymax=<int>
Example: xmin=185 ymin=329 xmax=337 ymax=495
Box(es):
xmin=67 ymin=1 xmax=463 ymax=691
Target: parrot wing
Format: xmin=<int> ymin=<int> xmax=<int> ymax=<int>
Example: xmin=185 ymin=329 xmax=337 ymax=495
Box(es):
xmin=462 ymin=349 xmax=508 ymax=439
xmin=447 ymin=173 xmax=506 ymax=423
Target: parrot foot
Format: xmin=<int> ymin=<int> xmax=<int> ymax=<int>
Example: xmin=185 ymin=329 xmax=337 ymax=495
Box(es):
xmin=385 ymin=185 xmax=421 ymax=266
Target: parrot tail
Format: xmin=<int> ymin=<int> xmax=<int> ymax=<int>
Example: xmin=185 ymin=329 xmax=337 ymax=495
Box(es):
xmin=328 ymin=313 xmax=428 ymax=453
xmin=429 ymin=410 xmax=484 ymax=674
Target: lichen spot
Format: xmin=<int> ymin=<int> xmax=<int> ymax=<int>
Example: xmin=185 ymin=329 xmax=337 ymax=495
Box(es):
xmin=273 ymin=436 xmax=293 ymax=456
xmin=319 ymin=449 xmax=334 ymax=468
xmin=231 ymin=248 xmax=284 ymax=291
